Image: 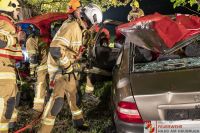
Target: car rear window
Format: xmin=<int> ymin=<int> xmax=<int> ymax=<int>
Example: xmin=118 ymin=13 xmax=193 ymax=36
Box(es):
xmin=133 ymin=40 xmax=200 ymax=73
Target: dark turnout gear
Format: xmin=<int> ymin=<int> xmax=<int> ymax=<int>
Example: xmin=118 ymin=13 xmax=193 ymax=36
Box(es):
xmin=26 ymin=36 xmax=48 ymax=113
xmin=0 ymin=13 xmax=22 ymax=133
xmin=39 ymin=19 xmax=85 ymax=132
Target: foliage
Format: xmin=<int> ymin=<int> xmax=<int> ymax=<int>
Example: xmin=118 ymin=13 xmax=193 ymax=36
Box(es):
xmin=170 ymin=0 xmax=200 ymax=11
xmin=23 ymin=0 xmax=132 ymax=14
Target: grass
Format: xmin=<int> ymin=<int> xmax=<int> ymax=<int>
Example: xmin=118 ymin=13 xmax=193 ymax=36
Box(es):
xmin=15 ymin=81 xmax=115 ymax=133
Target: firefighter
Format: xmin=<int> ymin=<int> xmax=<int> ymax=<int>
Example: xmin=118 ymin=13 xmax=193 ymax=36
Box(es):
xmin=0 ymin=0 xmax=23 ymax=133
xmin=25 ymin=25 xmax=48 ymax=115
xmin=38 ymin=2 xmax=103 ymax=132
xmin=127 ymin=0 xmax=144 ymax=21
xmin=81 ymin=32 xmax=110 ymax=104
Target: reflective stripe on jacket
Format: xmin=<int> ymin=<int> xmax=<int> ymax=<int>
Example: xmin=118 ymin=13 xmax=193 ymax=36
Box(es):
xmin=50 ymin=19 xmax=82 ymax=69
xmin=0 ymin=72 xmax=16 ymax=80
xmin=0 ymin=14 xmax=23 ymax=61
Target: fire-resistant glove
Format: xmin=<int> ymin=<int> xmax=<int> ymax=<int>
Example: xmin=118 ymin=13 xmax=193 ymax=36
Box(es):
xmin=30 ymin=67 xmax=37 ymax=81
xmin=63 ymin=63 xmax=86 ymax=75
xmin=73 ymin=62 xmax=87 ymax=73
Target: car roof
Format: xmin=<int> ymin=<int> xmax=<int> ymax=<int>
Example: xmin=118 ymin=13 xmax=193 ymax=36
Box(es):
xmin=19 ymin=12 xmax=68 ymax=27
xmin=18 ymin=12 xmax=69 ymax=44
xmin=116 ymin=13 xmax=200 ymax=54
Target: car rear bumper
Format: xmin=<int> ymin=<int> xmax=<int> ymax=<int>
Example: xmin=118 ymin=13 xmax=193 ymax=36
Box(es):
xmin=114 ymin=112 xmax=144 ymax=133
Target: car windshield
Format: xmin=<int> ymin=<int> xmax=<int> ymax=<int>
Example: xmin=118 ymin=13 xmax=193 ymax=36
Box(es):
xmin=134 ymin=57 xmax=200 ymax=73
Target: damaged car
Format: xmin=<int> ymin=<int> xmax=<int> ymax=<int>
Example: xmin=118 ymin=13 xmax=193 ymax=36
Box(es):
xmin=112 ymin=13 xmax=200 ymax=132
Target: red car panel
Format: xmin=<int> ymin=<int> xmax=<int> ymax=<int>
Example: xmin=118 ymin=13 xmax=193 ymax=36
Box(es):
xmin=19 ymin=12 xmax=69 ymax=44
xmin=115 ymin=13 xmax=200 ymax=52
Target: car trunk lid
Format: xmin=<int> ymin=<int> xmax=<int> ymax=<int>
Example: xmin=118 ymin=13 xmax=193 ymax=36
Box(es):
xmin=130 ymin=66 xmax=200 ymax=121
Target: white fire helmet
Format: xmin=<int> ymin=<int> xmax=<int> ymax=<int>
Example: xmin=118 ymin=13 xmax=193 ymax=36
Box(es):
xmin=0 ymin=0 xmax=20 ymax=12
xmin=82 ymin=3 xmax=103 ymax=24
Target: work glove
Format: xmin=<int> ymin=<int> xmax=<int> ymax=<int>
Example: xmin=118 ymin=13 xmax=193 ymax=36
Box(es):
xmin=72 ymin=62 xmax=86 ymax=73
xmin=62 ymin=63 xmax=85 ymax=82
xmin=29 ymin=67 xmax=37 ymax=81
xmin=62 ymin=62 xmax=85 ymax=74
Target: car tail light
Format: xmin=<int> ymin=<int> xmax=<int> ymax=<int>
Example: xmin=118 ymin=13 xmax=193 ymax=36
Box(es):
xmin=117 ymin=101 xmax=144 ymax=123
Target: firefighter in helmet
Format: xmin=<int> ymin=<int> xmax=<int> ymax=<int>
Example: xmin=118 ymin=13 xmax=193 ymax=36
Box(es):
xmin=67 ymin=0 xmax=100 ymax=107
xmin=25 ymin=24 xmax=49 ymax=117
xmin=127 ymin=0 xmax=144 ymax=21
xmin=0 ymin=0 xmax=23 ymax=132
xmin=38 ymin=1 xmax=103 ymax=132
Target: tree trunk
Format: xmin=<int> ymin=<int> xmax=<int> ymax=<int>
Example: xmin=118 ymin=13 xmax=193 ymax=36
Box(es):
xmin=18 ymin=0 xmax=32 ymax=20
xmin=20 ymin=7 xmax=32 ymax=20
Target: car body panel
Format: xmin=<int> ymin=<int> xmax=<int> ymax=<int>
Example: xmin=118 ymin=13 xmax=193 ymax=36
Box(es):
xmin=116 ymin=13 xmax=200 ymax=54
xmin=131 ymin=67 xmax=200 ymax=95
xmin=114 ymin=112 xmax=143 ymax=133
xmin=18 ymin=13 xmax=69 ymax=44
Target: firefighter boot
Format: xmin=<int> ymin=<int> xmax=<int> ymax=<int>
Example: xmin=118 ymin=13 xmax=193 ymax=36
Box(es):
xmin=82 ymin=76 xmax=100 ymax=106
xmin=28 ymin=109 xmax=42 ymax=120
xmin=73 ymin=119 xmax=89 ymax=131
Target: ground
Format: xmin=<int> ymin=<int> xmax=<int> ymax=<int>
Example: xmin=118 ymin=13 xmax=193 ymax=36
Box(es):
xmin=14 ymin=81 xmax=115 ymax=133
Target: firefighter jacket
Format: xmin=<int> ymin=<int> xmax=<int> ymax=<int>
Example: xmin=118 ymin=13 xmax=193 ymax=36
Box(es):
xmin=0 ymin=13 xmax=23 ymax=61
xmin=26 ymin=35 xmax=48 ymax=74
xmin=0 ymin=14 xmax=22 ymax=132
xmin=127 ymin=8 xmax=144 ymax=21
xmin=48 ymin=19 xmax=82 ymax=77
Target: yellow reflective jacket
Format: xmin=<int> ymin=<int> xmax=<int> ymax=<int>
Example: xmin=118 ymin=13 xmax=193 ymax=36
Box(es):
xmin=26 ymin=35 xmax=48 ymax=72
xmin=49 ymin=19 xmax=82 ymax=70
xmin=0 ymin=13 xmax=22 ymax=61
xmin=127 ymin=8 xmax=144 ymax=21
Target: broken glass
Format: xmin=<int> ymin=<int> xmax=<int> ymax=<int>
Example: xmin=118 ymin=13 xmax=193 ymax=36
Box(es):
xmin=134 ymin=57 xmax=200 ymax=73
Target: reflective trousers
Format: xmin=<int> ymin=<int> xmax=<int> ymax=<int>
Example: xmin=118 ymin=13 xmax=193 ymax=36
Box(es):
xmin=0 ymin=63 xmax=18 ymax=133
xmin=33 ymin=67 xmax=48 ymax=112
xmin=38 ymin=73 xmax=83 ymax=133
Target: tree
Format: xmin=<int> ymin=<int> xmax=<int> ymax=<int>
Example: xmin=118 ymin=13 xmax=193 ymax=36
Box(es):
xmin=170 ymin=0 xmax=200 ymax=11
xmin=23 ymin=0 xmax=132 ymax=14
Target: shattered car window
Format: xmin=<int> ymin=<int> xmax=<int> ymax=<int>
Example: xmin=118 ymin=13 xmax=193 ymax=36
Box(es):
xmin=134 ymin=57 xmax=200 ymax=72
xmin=133 ymin=39 xmax=200 ymax=72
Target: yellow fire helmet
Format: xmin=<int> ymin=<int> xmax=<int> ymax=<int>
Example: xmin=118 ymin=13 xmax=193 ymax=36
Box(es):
xmin=130 ymin=0 xmax=140 ymax=8
xmin=0 ymin=0 xmax=20 ymax=12
xmin=67 ymin=0 xmax=81 ymax=13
